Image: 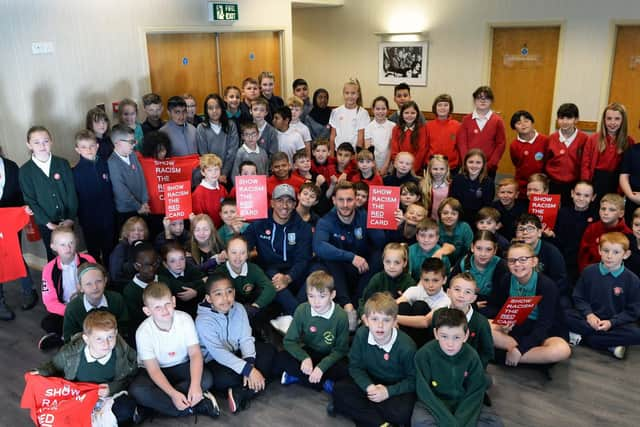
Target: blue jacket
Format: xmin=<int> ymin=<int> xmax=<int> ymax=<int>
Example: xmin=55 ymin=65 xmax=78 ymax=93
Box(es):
xmin=72 ymin=156 xmax=115 ymax=231
xmin=313 ymin=207 xmax=385 ymax=263
xmin=244 ymin=211 xmax=312 ymax=284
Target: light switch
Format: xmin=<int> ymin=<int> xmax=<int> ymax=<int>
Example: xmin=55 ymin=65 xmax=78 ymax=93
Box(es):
xmin=32 ymin=41 xmax=54 ymax=55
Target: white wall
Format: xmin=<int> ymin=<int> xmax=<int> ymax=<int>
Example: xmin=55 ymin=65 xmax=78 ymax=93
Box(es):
xmin=0 ymin=0 xmax=294 ymax=163
xmin=293 ymin=0 xmax=640 ymax=129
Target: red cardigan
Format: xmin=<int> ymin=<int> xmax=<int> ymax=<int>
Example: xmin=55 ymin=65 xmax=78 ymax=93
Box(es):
xmin=457 ymin=113 xmax=506 ymax=172
xmin=544 ymin=130 xmax=588 ymax=184
xmin=581 ymin=134 xmax=634 ymax=181
xmin=577 ymin=218 xmax=632 ymax=272
xmin=390 ymin=125 xmax=429 ymax=174
xmin=426 ymin=118 xmax=461 ymax=169
xmin=509 ymin=133 xmax=549 ymax=192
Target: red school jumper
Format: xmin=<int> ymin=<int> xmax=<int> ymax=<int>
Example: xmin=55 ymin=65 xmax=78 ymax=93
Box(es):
xmin=426 ymin=117 xmax=461 ymax=169
xmin=457 ymin=113 xmax=506 ymax=173
xmin=390 ymin=125 xmax=429 ymax=175
xmin=509 ymin=133 xmax=549 ymax=192
xmin=577 ymin=218 xmax=632 ymax=272
xmin=266 ymin=174 xmax=306 ymax=199
xmin=352 ymin=172 xmax=383 ymax=186
xmin=544 ymin=130 xmax=588 ymax=184
xmin=581 ymin=134 xmax=635 ymax=181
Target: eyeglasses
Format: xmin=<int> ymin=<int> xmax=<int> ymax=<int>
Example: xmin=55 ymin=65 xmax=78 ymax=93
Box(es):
xmin=516 ymin=225 xmax=538 ymax=234
xmin=506 ymin=256 xmax=534 ymax=265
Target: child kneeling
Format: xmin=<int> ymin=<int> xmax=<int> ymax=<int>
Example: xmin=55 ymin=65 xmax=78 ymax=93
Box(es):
xmin=332 ymin=292 xmax=417 ymax=426
xmin=196 ymin=273 xmax=276 ymax=413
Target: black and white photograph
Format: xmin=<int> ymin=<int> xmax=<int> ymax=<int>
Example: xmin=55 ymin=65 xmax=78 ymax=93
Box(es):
xmin=378 ymin=41 xmax=428 ymax=86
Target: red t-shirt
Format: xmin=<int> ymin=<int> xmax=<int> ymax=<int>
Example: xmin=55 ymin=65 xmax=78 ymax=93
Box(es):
xmin=0 ymin=207 xmax=30 ymax=283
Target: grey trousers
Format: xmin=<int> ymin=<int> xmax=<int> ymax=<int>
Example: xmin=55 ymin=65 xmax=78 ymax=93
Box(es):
xmin=411 ymin=402 xmax=504 ymax=427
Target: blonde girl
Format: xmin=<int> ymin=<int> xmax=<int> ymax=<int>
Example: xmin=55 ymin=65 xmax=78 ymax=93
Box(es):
xmin=329 ymin=78 xmax=370 ymax=152
xmin=116 ymin=98 xmax=144 ymax=148
xmin=358 ymin=243 xmax=414 ymax=310
xmin=421 ymin=154 xmax=451 ymax=220
xmin=188 ymin=213 xmax=226 ymax=274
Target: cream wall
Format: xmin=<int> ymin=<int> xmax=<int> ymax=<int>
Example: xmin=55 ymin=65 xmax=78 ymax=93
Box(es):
xmin=292 ymin=0 xmax=640 ymax=130
xmin=0 ymin=0 xmax=294 ymax=163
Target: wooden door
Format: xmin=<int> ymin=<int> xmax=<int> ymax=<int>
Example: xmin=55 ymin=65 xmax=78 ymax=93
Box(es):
xmin=218 ymin=31 xmax=282 ymax=96
xmin=490 ymin=27 xmax=560 ymax=175
xmin=609 ymin=26 xmax=640 ymax=142
xmin=146 ymin=33 xmax=219 ymax=119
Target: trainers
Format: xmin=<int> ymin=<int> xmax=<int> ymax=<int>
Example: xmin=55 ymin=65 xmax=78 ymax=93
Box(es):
xmin=568 ymin=332 xmax=582 ymax=347
xmin=281 ymin=371 xmax=300 ymax=385
xmin=21 ymin=289 xmax=38 ymax=311
xmin=322 ymin=379 xmax=334 ymax=395
xmin=270 ymin=315 xmax=293 ymax=335
xmin=0 ymin=298 xmax=15 ymax=321
xmin=346 ymin=309 xmax=358 ymax=332
xmin=194 ymin=391 xmax=220 ymax=418
xmin=610 ymin=346 xmax=627 ymax=360
xmin=38 ymin=333 xmax=63 ymax=351
xmin=227 ymin=387 xmax=241 ymax=413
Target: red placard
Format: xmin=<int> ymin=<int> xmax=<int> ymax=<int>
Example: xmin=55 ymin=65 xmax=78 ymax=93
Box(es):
xmin=367 ymin=185 xmax=401 ymax=230
xmin=494 ymin=296 xmax=543 ymax=325
xmin=235 ymin=175 xmax=268 ymax=220
xmin=163 ymin=181 xmax=192 ymax=221
xmin=137 ymin=154 xmax=200 ymax=214
xmin=528 ymin=194 xmax=561 ymax=230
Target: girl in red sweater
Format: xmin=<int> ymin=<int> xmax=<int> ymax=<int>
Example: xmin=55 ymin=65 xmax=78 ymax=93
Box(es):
xmin=426 ymin=94 xmax=460 ymax=171
xmin=582 ymin=103 xmax=634 ymax=199
xmin=390 ymin=101 xmax=429 ymax=176
xmin=456 ymin=86 xmax=506 ymax=176
xmin=509 ymin=110 xmax=548 ymax=195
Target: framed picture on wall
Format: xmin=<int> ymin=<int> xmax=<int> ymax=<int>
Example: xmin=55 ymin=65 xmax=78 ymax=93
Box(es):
xmin=378 ymin=41 xmax=428 ymax=86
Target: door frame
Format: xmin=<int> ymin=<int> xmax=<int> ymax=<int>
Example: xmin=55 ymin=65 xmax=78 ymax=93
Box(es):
xmin=605 ymin=20 xmax=640 ymax=117
xmin=139 ymin=25 xmax=287 ymax=98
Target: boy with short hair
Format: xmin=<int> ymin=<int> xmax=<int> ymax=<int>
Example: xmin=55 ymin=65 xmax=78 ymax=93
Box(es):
xmin=37 ymin=311 xmax=139 ymax=424
xmin=578 ymin=194 xmax=632 ymax=272
xmin=388 ymin=83 xmax=426 ymax=124
xmin=266 ymin=152 xmax=306 ymax=199
xmin=252 ymin=97 xmax=279 ymax=157
xmin=287 ymin=95 xmax=312 ymax=149
xmin=275 ymin=270 xmax=349 ymax=391
xmin=408 ymin=219 xmax=449 ymax=281
xmin=129 ymin=282 xmax=219 ymax=418
xmin=544 ymin=103 xmax=589 ymax=205
xmin=310 ymin=138 xmax=337 ymax=184
xmin=240 ymin=77 xmax=261 ymax=124
xmin=40 ymin=227 xmax=96 ymax=350
xmin=196 ymin=273 xmax=276 ymax=413
xmin=567 ymin=232 xmax=640 ymax=359
xmin=432 ymin=273 xmax=494 ymax=369
xmin=231 ymin=122 xmax=270 ymax=180
xmin=412 ymin=308 xmax=501 ymax=427
xmin=397 ymin=258 xmax=451 ymax=345
xmin=273 ymin=106 xmax=306 ymax=163
xmin=218 ymin=198 xmax=249 ymax=245
xmin=123 ymin=242 xmax=160 ymax=334
xmin=108 ymin=124 xmax=150 ymax=229
xmin=296 ymin=182 xmax=322 ymax=227
xmin=354 ymin=181 xmax=369 ymax=209
xmin=491 ymin=177 xmax=527 ymax=241
xmin=476 ymin=207 xmax=510 ymax=254
xmin=72 ymin=129 xmax=116 ymax=265
xmin=509 ymin=110 xmax=548 ymax=193
xmin=159 ymin=96 xmax=197 ymax=156
xmin=192 ymin=154 xmax=227 ymax=228
xmin=332 ymin=292 xmax=417 ymax=426
xmin=292 ymin=78 xmax=312 ymax=122
xmin=383 ymin=151 xmax=419 ymax=187
xmin=141 ymin=93 xmax=164 ymax=135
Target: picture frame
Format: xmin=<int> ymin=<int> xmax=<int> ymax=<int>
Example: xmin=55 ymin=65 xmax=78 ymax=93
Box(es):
xmin=378 ymin=41 xmax=428 ymax=86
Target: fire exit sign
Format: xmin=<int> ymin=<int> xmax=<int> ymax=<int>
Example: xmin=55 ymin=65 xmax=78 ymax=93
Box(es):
xmin=208 ymin=2 xmax=239 ymax=23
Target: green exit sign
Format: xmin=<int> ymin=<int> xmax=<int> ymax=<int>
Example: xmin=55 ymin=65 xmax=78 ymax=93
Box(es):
xmin=208 ymin=2 xmax=239 ymax=23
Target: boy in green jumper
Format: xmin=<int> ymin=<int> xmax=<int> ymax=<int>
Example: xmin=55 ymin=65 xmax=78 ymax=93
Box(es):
xmin=412 ymin=308 xmax=503 ymax=427
xmin=332 ymin=292 xmax=416 ymax=426
xmin=274 ymin=270 xmax=349 ymax=391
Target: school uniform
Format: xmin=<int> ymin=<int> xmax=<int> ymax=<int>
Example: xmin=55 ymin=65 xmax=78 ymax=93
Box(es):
xmin=566 ymin=263 xmax=640 ymax=350
xmin=534 ymin=239 xmax=571 ymax=306
xmin=491 ymin=199 xmax=528 ymax=241
xmin=450 ymin=255 xmax=509 ymax=315
xmin=626 ymin=233 xmax=640 ymax=277
xmin=262 ymin=94 xmax=284 ymax=125
xmin=365 ymin=119 xmax=395 ymax=171
xmin=426 ymin=117 xmax=461 ymax=169
xmin=390 ymin=125 xmax=429 ymax=175
xmin=141 ymin=118 xmax=164 ymax=136
xmin=311 ymin=157 xmax=337 ymax=184
xmin=257 ymin=122 xmax=279 ymax=158
xmin=107 ymin=152 xmax=148 ymax=228
xmin=62 ymin=291 xmax=128 ymax=342
xmin=96 ymin=134 xmax=114 ymax=160
xmin=620 ymin=143 xmax=640 ymax=223
xmin=398 ymin=287 xmax=450 ymax=345
xmin=509 ymin=132 xmax=548 ymax=192
xmin=305 ymin=107 xmax=332 ymax=140
xmin=329 ymin=105 xmax=370 ymax=150
xmin=408 ymin=243 xmax=450 ymax=281
xmin=438 ymin=220 xmax=473 ymax=266
xmin=160 ymin=121 xmax=197 ymax=156
xmin=157 ymin=264 xmax=206 ymax=318
xmin=195 ymin=121 xmax=240 ymax=179
xmin=230 ymin=144 xmax=270 ymax=180
xmin=333 ymin=327 xmax=416 ymax=427
xmin=554 ymin=206 xmax=597 ymax=283
xmin=122 ymin=274 xmax=158 ymax=335
xmin=266 ymin=174 xmax=306 ymax=199
xmin=389 ymin=110 xmax=426 ymax=125
xmin=581 ymin=134 xmax=634 ymax=198
xmin=457 ymin=112 xmax=506 ymax=174
xmin=277 ymin=127 xmax=306 ymax=163
xmin=351 ymin=171 xmax=383 ymax=187
xmin=238 ymin=102 xmax=253 ymax=126
xmin=290 ymin=120 xmax=312 ymax=144
xmin=450 ymin=174 xmax=495 ymax=225
xmin=358 ymin=271 xmax=415 ymax=315
xmin=544 ymin=129 xmax=588 ymax=204
xmin=382 ymin=171 xmax=419 ymax=187
xmin=578 ymin=219 xmax=632 ymax=273
xmin=192 ymin=181 xmax=227 ymax=228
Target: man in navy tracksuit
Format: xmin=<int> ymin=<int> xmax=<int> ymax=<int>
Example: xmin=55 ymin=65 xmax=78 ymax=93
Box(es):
xmin=313 ymin=181 xmax=385 ymax=329
xmin=244 ymin=184 xmax=312 ymax=315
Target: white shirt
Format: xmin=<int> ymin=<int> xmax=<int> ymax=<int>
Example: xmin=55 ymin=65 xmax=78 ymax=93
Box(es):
xmin=84 ymin=346 xmax=113 ymax=365
xmin=517 ymin=131 xmax=539 ymax=144
xmin=83 ymin=294 xmax=108 ymax=312
xmin=200 ymin=180 xmax=220 ymax=190
xmin=60 ymin=261 xmax=78 ymax=303
xmin=559 ymin=128 xmax=578 ymax=147
xmin=0 ymin=157 xmax=5 ymax=200
xmin=402 ymin=286 xmax=450 ymax=309
xmin=257 ymin=122 xmax=268 ymax=137
xmin=290 ymin=121 xmax=312 ymax=143
xmin=116 ymin=152 xmax=131 ymax=166
xmin=32 ymin=154 xmax=52 ymax=177
xmin=210 ymin=122 xmax=222 ymax=135
xmin=311 ymin=301 xmax=336 ymax=319
xmin=241 ymin=144 xmax=260 ymax=154
xmin=472 ymin=110 xmax=493 ymax=131
xmin=132 ymin=274 xmax=158 ymax=290
xmin=367 ymin=327 xmax=397 ymax=353
xmin=364 ymin=119 xmax=395 ymax=170
xmin=277 ymin=128 xmax=306 ymax=163
xmin=329 ymin=105 xmax=370 ymax=150
xmin=136 ymin=310 xmax=199 ymax=368
xmin=226 ymin=261 xmax=248 ymax=278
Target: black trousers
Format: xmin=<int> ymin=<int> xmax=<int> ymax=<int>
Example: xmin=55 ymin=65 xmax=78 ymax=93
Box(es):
xmin=398 ymin=301 xmax=433 ymax=347
xmin=273 ymin=348 xmax=348 ymax=391
xmin=205 ymin=341 xmax=277 ymax=390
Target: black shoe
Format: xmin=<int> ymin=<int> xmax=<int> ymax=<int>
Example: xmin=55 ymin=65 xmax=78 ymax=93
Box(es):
xmin=194 ymin=391 xmax=220 ymax=418
xmin=0 ymin=299 xmax=15 ymax=321
xmin=38 ymin=333 xmax=64 ymax=351
xmin=483 ymin=392 xmax=492 ymax=407
xmin=21 ymin=290 xmax=38 ymax=311
xmin=326 ymin=400 xmax=336 ymax=417
xmin=132 ymin=405 xmax=152 ymax=425
xmin=227 ymin=386 xmax=246 ymax=414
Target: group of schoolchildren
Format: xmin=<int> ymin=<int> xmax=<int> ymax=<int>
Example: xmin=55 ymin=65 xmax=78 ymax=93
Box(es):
xmin=1 ymin=72 xmax=639 ymax=427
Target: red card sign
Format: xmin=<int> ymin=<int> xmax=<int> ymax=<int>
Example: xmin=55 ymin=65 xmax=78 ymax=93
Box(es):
xmin=137 ymin=154 xmax=199 ymax=214
xmin=164 ymin=181 xmax=191 ymax=220
xmin=235 ymin=175 xmax=268 ymax=220
xmin=529 ymin=194 xmax=561 ymax=230
xmin=494 ymin=296 xmax=543 ymax=325
xmin=367 ymin=185 xmax=400 ymax=230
